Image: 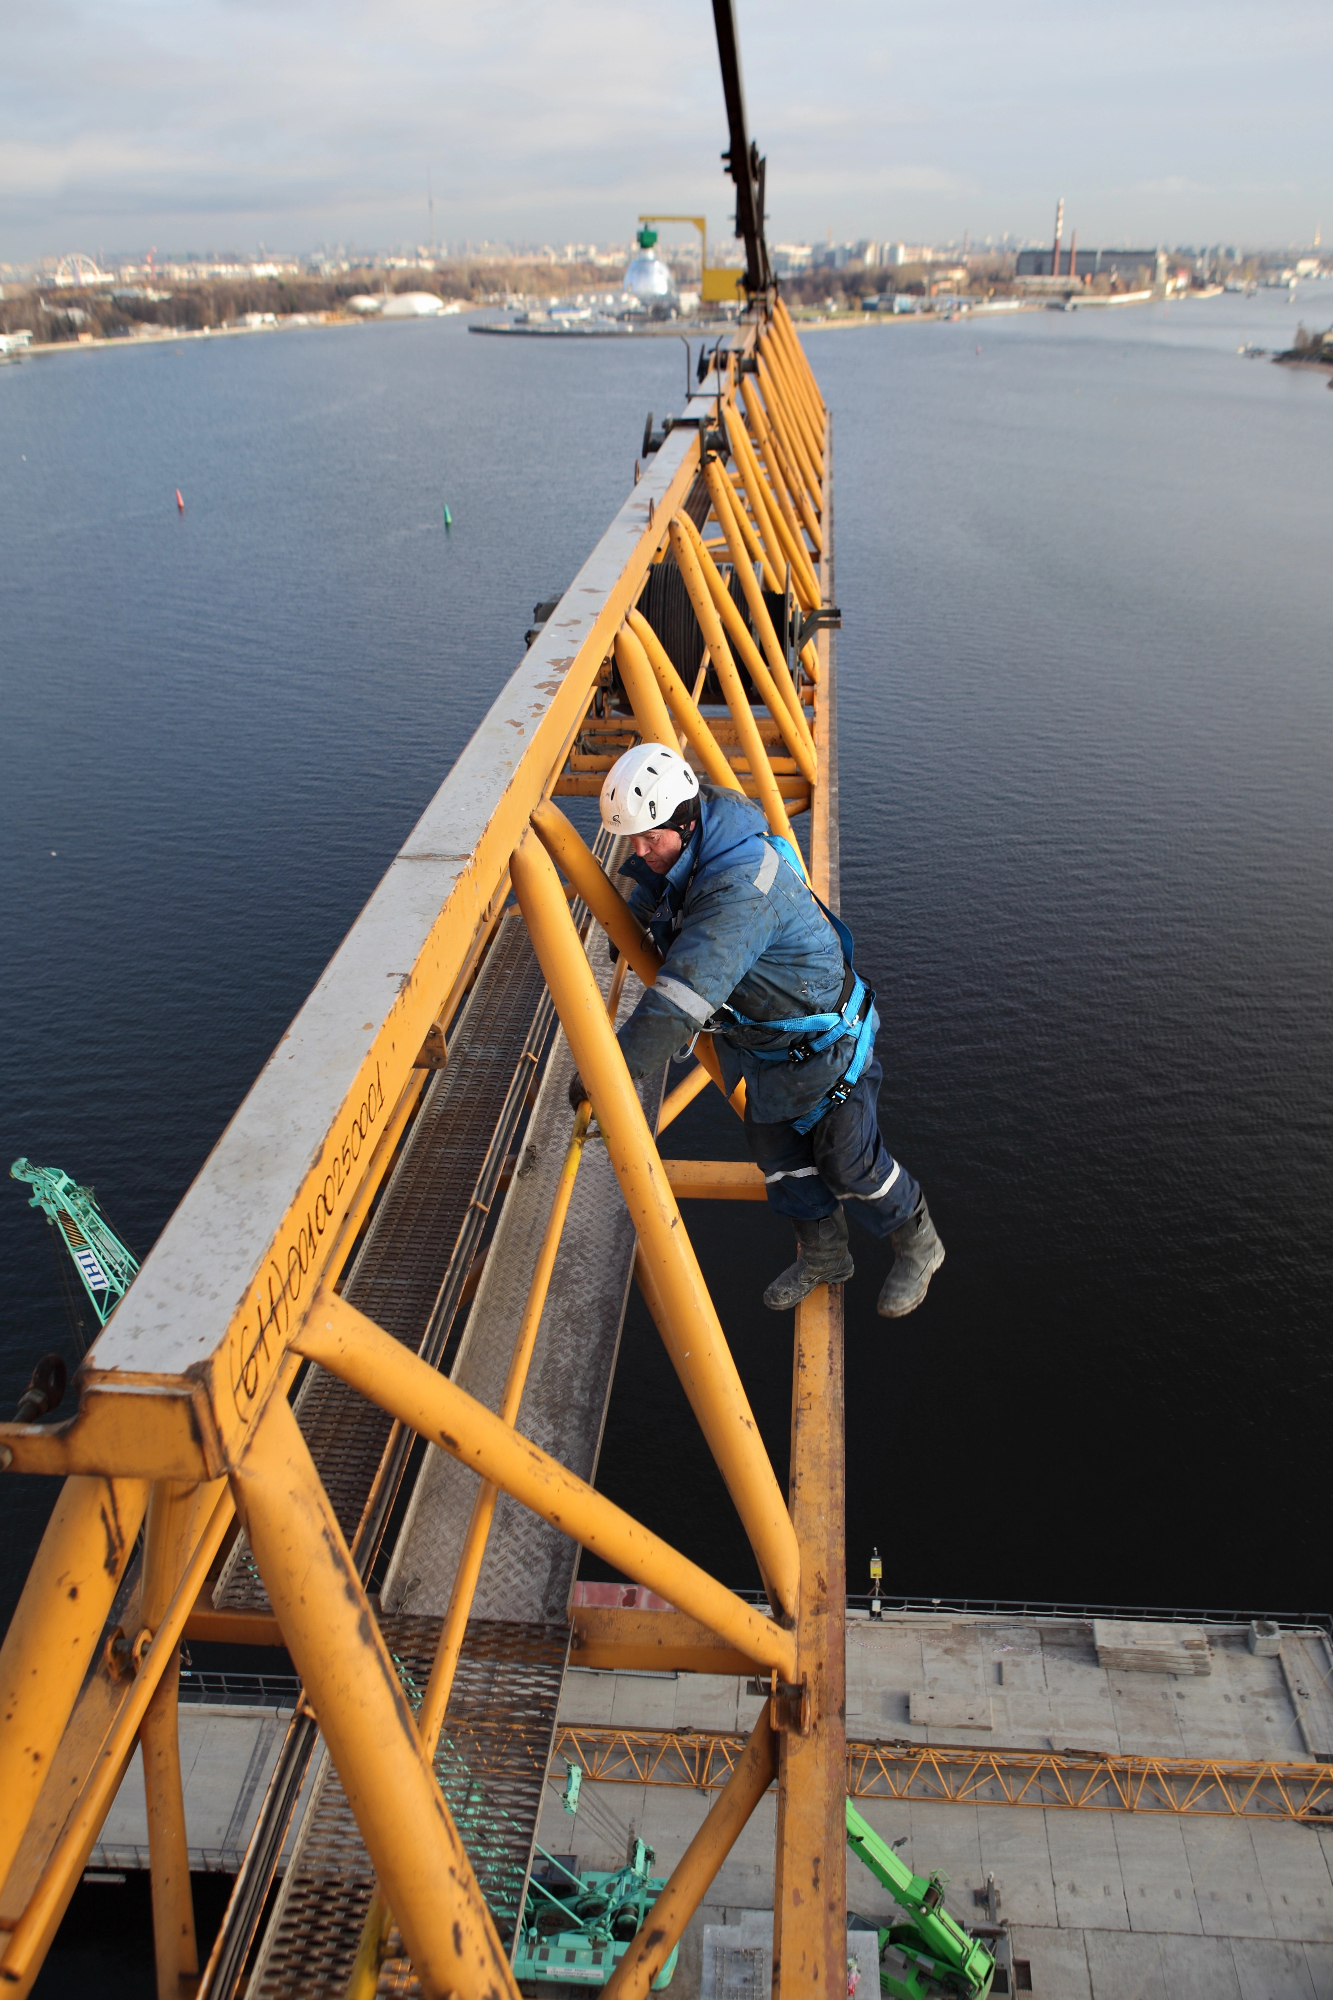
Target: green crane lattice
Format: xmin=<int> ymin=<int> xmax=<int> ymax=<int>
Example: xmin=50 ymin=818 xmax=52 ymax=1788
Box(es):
xmin=11 ymin=1159 xmax=140 ymax=1340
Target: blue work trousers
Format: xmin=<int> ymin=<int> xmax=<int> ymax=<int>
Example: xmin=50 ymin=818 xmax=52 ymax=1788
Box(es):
xmin=743 ymin=1054 xmax=919 ymax=1238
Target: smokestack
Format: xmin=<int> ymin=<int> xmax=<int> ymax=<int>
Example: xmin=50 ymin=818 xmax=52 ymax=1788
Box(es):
xmin=1053 ymin=198 xmax=1064 ymax=278
xmin=1068 ymin=229 xmax=1077 ymax=284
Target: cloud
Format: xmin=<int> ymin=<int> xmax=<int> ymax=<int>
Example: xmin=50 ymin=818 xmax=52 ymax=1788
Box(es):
xmin=0 ymin=0 xmax=1329 ymax=256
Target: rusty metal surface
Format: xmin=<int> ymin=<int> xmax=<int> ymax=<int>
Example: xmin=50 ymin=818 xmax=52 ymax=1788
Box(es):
xmin=772 ymin=409 xmax=847 ymax=2000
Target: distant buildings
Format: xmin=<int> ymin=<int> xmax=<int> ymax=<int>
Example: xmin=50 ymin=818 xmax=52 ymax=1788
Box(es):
xmin=1016 ymin=246 xmax=1168 ymax=286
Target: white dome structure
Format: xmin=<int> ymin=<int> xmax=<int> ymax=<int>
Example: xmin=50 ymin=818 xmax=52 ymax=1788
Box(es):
xmin=622 ymin=228 xmax=679 ymax=316
xmin=381 ymin=292 xmax=445 ymax=318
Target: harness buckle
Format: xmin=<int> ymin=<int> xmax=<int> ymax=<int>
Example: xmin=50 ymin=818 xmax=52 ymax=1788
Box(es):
xmin=827 ymin=1079 xmax=853 ymax=1108
xmin=787 ymin=1042 xmax=812 ymax=1067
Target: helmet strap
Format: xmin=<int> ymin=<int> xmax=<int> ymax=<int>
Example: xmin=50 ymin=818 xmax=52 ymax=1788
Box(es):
xmin=664 ymin=791 xmax=701 ymax=837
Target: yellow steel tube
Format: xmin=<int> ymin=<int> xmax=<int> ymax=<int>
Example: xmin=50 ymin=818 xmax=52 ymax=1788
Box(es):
xmin=422 ymin=1098 xmax=593 ymax=1750
xmin=140 ymin=1480 xmax=215 ymax=2000
xmin=782 ymin=303 xmax=827 ymax=415
xmin=760 ymin=335 xmax=823 ymax=475
xmin=346 ymin=1100 xmax=599 ymax=2000
xmin=0 ymin=1754 xmax=138 ymax=2000
xmin=623 ymin=610 xmax=743 ymax=795
xmin=667 ymin=519 xmax=800 ymax=855
xmin=756 ymin=360 xmax=820 ymax=532
xmin=0 ymin=1488 xmax=234 ymax=1995
xmin=739 ymin=382 xmax=822 ymax=596
xmin=296 ymin=1291 xmax=797 ymax=1669
xmin=528 ymin=798 xmax=743 ymax=1114
xmin=763 ymin=312 xmax=820 ymax=421
xmin=656 ymin=1060 xmax=714 ymax=1134
xmin=508 ymin=834 xmax=799 ymax=1618
xmin=775 ymin=300 xmax=825 ymax=414
xmin=724 ymin=404 xmax=819 ymax=613
xmin=742 ymin=375 xmax=810 ymax=533
xmin=709 ymin=464 xmax=821 ymax=688
xmin=530 ymin=797 xmax=661 ymax=986
xmin=773 ymin=1279 xmax=848 ymax=1999
xmin=599 ymin=1710 xmax=777 ymax=2000
xmin=673 ymin=512 xmax=816 ymax=783
xmin=757 ymin=348 xmax=822 ymax=502
xmin=139 ymin=1663 xmax=193 ymax=2000
xmin=703 ymin=464 xmax=818 ymax=740
xmin=722 ymin=406 xmax=793 ymax=594
xmin=0 ymin=1474 xmax=148 ymax=1895
xmin=724 ymin=411 xmax=789 ymax=583
xmin=632 ymin=1242 xmax=672 ymax=1353
xmin=767 ymin=354 xmax=823 ymax=483
xmin=612 ymin=627 xmax=678 ymax=748
xmin=749 ymin=374 xmax=823 ymax=556
xmin=711 ymin=460 xmax=781 ymax=592
xmin=234 ymin=1393 xmax=518 ymax=2000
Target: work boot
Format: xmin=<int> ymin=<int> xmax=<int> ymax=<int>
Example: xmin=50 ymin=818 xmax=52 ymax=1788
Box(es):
xmin=876 ymin=1197 xmax=945 ymax=1317
xmin=763 ymin=1209 xmax=854 ymax=1310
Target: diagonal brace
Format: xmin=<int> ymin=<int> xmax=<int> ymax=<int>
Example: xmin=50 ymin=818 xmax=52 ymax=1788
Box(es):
xmin=294 ymin=1293 xmax=795 ymax=1681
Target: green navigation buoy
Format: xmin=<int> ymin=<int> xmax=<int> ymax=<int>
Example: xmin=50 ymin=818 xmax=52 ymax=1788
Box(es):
xmin=443 ymin=504 xmax=453 ymax=529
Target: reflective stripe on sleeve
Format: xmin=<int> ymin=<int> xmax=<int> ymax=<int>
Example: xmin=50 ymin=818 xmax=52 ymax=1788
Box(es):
xmin=654 ymin=973 xmax=715 ymax=1027
xmin=764 ymin=1165 xmax=821 ymax=1184
xmin=753 ymin=845 xmax=780 ymax=894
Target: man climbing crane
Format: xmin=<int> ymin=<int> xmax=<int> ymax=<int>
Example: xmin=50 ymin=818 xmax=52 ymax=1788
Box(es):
xmin=568 ymin=743 xmax=944 ymax=1316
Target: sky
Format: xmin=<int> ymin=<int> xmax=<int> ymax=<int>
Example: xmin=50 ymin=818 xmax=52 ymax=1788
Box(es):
xmin=2 ymin=0 xmax=1329 ymax=265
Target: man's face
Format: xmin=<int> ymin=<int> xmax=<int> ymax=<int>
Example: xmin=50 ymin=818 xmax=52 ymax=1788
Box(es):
xmin=630 ymin=825 xmax=689 ymax=875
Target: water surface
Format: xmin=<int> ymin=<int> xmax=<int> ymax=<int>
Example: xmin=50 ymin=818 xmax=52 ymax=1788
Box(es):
xmin=2 ymin=292 xmax=1330 ymax=1626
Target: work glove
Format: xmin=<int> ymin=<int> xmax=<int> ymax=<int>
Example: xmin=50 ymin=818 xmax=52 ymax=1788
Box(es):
xmin=568 ymin=1071 xmax=589 ymax=1113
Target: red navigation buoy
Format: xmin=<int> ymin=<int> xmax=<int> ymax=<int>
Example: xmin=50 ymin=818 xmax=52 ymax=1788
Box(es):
xmin=176 ymin=489 xmax=185 ymax=512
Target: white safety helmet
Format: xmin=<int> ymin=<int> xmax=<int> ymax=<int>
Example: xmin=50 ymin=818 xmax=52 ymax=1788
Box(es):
xmin=600 ymin=742 xmax=700 ymax=837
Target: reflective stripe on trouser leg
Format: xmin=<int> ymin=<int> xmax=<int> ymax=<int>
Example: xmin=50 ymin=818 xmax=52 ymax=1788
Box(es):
xmin=812 ymin=1056 xmax=918 ymax=1237
xmin=744 ymin=1055 xmax=919 ymax=1235
xmin=744 ymin=1102 xmax=839 ymax=1222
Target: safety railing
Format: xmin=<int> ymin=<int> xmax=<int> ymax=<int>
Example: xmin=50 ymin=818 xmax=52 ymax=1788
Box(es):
xmin=177 ymin=1671 xmax=301 ymax=1710
xmin=0 ymin=298 xmax=839 ymax=2000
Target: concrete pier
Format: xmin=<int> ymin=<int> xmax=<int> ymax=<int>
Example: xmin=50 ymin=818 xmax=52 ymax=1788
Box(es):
xmin=537 ymin=1611 xmax=1333 ymax=1999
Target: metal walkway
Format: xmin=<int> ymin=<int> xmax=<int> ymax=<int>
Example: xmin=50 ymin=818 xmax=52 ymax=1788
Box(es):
xmin=246 ymin=1619 xmax=568 ymax=2000
xmin=221 ymin=909 xmax=661 ymax=1998
xmin=198 ymin=912 xmax=556 ymax=1996
xmin=213 ymin=911 xmax=554 ymax=1615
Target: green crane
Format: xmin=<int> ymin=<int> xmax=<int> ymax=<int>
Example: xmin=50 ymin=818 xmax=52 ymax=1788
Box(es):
xmin=846 ymin=1801 xmax=995 ymax=1999
xmin=10 ymin=1158 xmax=139 ymax=1345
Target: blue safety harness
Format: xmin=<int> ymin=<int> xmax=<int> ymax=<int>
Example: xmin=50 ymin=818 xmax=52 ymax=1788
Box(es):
xmin=714 ymin=835 xmax=877 ymax=1134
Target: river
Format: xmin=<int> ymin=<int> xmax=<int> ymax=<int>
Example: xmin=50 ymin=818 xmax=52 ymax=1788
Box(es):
xmin=2 ymin=289 xmax=1330 ymax=1632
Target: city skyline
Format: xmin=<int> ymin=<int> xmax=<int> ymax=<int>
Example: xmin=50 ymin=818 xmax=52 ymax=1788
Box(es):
xmin=3 ymin=0 xmax=1329 ymax=266
xmin=8 ymin=228 xmax=1322 ymax=288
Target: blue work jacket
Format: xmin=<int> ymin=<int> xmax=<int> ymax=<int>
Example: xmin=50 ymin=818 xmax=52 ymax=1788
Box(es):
xmin=615 ymin=786 xmax=875 ymax=1122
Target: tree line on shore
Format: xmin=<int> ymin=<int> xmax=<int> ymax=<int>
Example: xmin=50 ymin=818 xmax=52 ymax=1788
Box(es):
xmin=0 ymin=260 xmax=617 ymax=344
